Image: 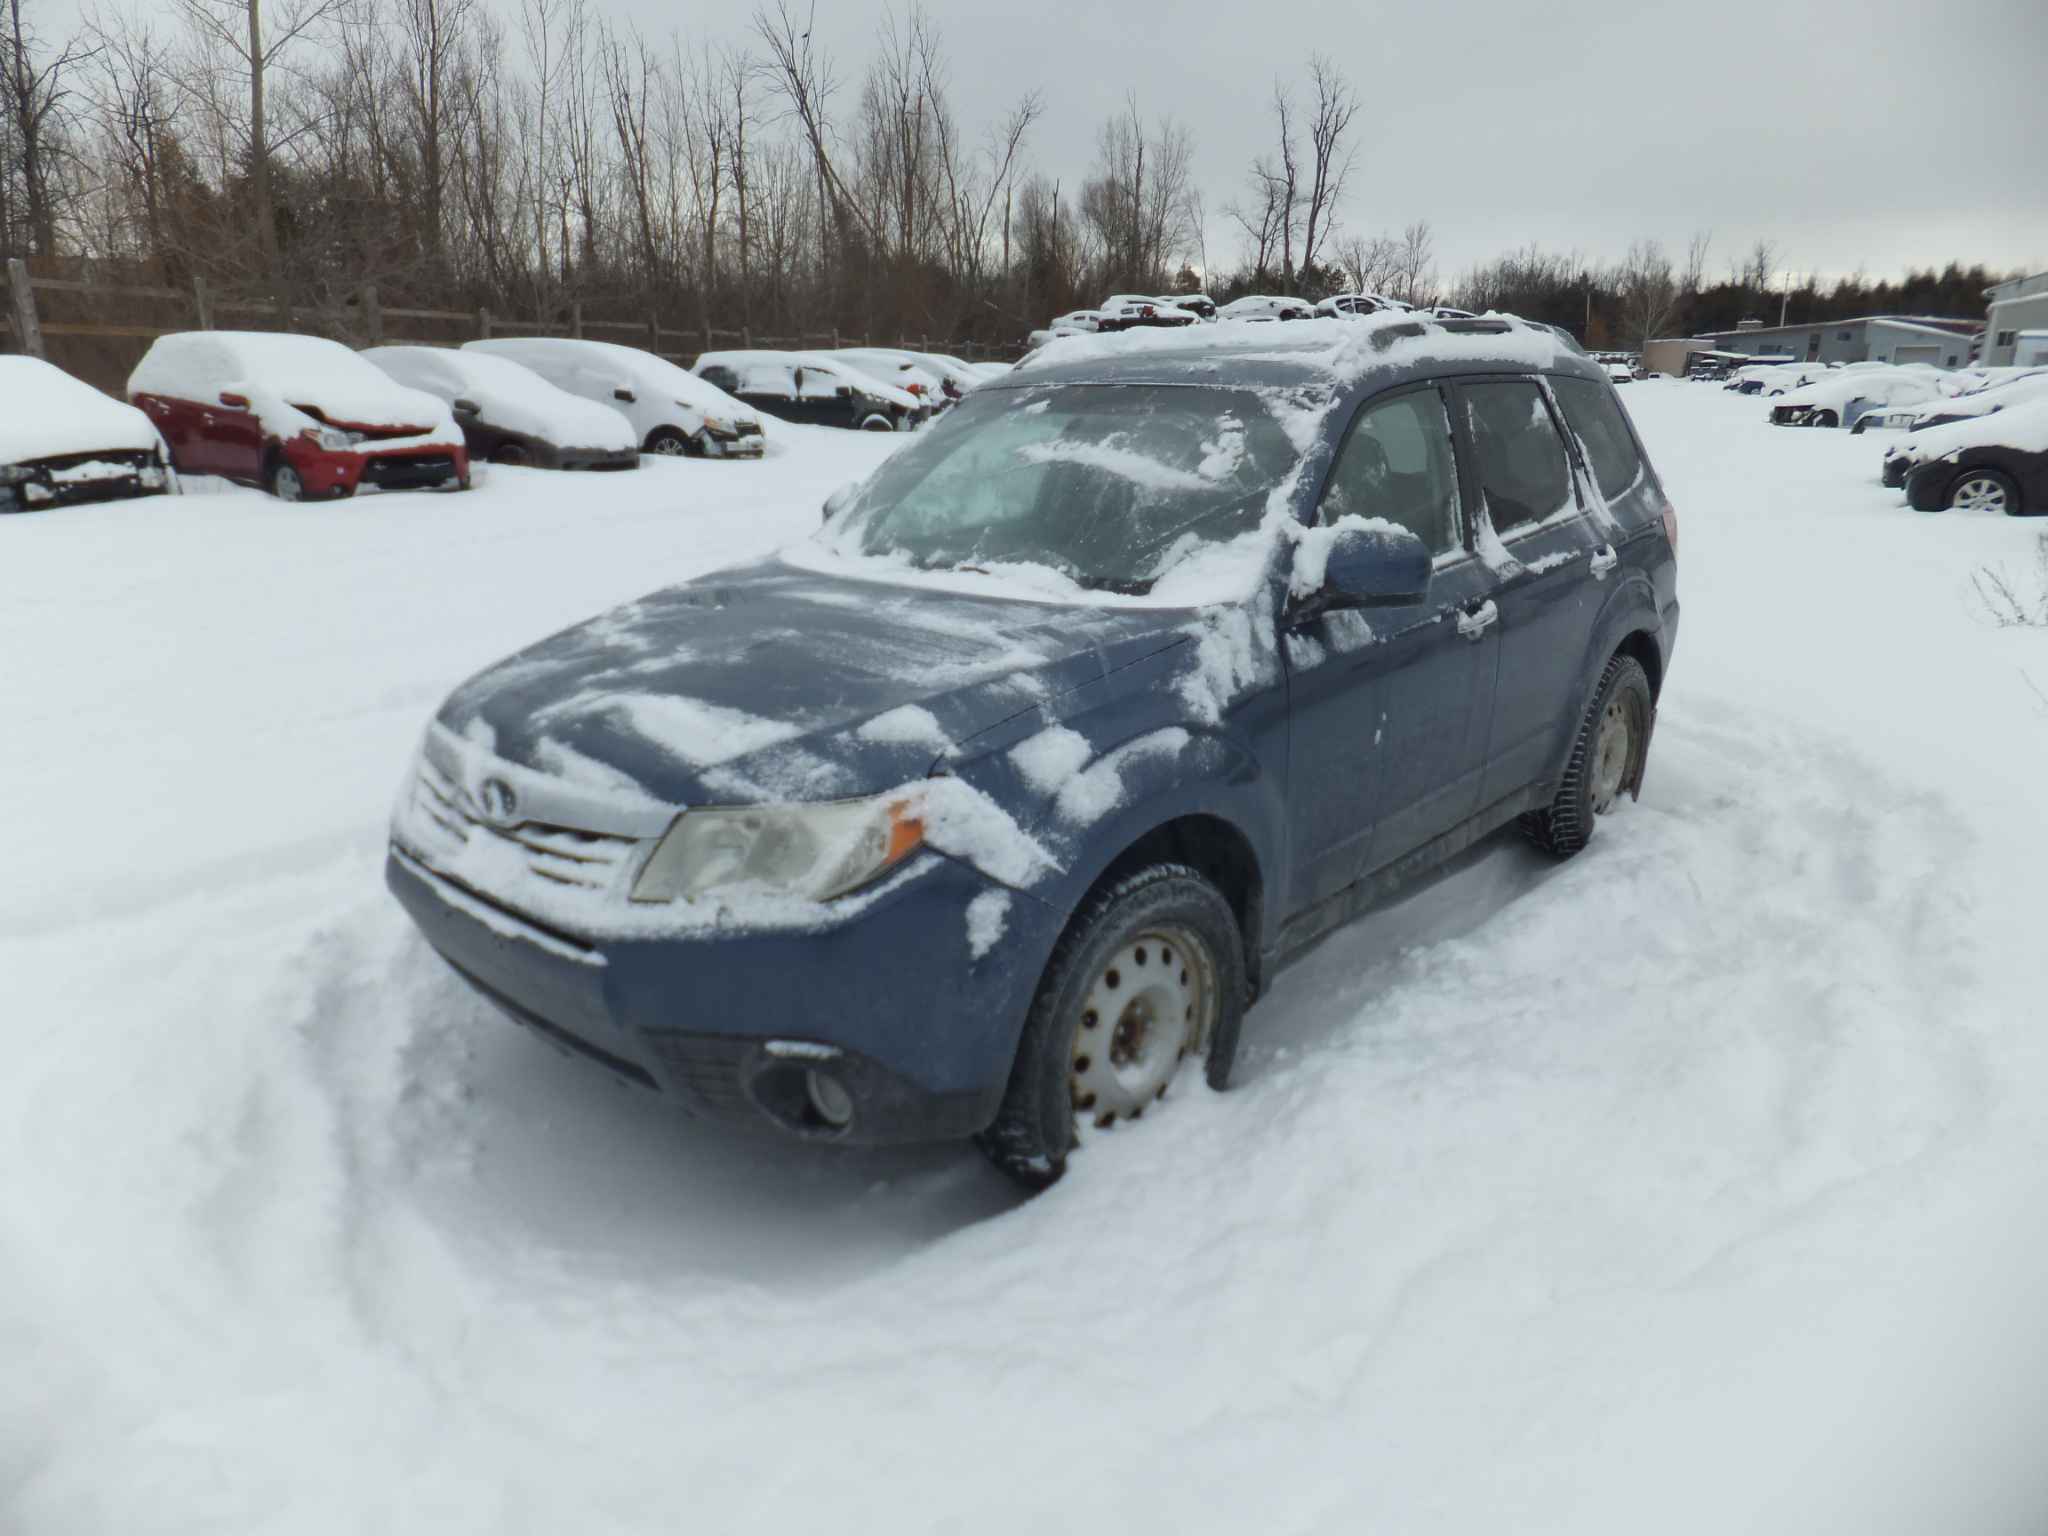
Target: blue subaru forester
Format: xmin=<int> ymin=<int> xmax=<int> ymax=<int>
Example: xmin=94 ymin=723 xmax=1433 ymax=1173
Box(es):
xmin=387 ymin=314 xmax=1680 ymax=1184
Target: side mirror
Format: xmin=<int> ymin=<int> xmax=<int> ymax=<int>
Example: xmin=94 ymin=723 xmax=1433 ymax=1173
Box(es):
xmin=821 ymin=480 xmax=860 ymax=524
xmin=218 ymin=391 xmax=249 ymax=410
xmin=613 ymin=387 xmax=636 ymax=403
xmin=452 ymin=397 xmax=480 ymax=416
xmin=1290 ymin=522 xmax=1431 ymax=623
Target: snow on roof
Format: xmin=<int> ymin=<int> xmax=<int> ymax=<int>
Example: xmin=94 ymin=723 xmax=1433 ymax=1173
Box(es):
xmin=1 ymin=355 xmax=163 ymax=462
xmin=130 ymin=330 xmax=452 ymax=433
xmin=692 ymin=349 xmax=920 ymax=409
xmin=1014 ymin=309 xmax=1582 ymax=388
xmin=1906 ymin=394 xmax=2048 ymax=457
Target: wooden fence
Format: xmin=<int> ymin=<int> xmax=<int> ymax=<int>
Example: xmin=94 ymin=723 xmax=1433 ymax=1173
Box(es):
xmin=2 ymin=258 xmax=1024 ymax=394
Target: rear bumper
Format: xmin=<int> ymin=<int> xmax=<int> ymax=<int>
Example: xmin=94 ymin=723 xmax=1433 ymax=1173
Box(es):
xmin=385 ymin=846 xmax=1061 ymax=1145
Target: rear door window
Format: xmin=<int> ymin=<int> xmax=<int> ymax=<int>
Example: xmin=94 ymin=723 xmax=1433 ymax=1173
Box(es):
xmin=1459 ymin=380 xmax=1575 ymax=536
xmin=1549 ymin=375 xmax=1647 ymax=502
xmin=1318 ymin=387 xmax=1464 ymax=556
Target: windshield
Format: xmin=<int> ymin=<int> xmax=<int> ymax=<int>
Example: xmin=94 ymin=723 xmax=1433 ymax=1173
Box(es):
xmin=825 ymin=384 xmax=1304 ymax=593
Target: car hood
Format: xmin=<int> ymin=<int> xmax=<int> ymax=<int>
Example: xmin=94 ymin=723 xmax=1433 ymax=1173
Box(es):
xmin=436 ymin=556 xmax=1194 ymax=806
xmin=1 ymin=358 xmax=162 ymax=462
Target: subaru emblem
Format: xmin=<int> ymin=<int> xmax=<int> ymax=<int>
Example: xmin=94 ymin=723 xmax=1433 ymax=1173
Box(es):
xmin=477 ymin=777 xmax=518 ymax=823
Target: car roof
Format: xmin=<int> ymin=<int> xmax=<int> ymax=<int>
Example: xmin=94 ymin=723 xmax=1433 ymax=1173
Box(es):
xmin=1002 ymin=311 xmax=1600 ymax=397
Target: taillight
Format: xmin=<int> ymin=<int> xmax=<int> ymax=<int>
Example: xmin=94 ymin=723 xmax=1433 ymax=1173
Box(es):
xmin=1660 ymin=502 xmax=1678 ymax=553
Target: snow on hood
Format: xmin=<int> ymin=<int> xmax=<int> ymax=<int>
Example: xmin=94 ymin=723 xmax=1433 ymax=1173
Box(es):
xmin=130 ymin=331 xmax=455 ymax=434
xmin=434 ymin=556 xmax=1194 ymax=808
xmin=362 ymin=346 xmax=636 ymax=450
xmin=0 ymin=356 xmax=164 ymax=463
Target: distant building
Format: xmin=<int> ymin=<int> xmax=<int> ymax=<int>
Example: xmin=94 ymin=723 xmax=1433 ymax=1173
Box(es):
xmin=1691 ymin=315 xmax=1978 ymax=368
xmin=1983 ymin=272 xmax=2048 ymax=367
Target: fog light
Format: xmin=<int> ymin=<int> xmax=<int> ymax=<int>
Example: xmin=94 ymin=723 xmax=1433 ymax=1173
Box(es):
xmin=805 ymin=1069 xmax=854 ymax=1129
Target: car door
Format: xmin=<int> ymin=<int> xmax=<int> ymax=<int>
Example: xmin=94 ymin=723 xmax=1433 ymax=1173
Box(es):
xmin=1449 ymin=376 xmax=1604 ymax=807
xmin=1283 ymin=382 xmax=1499 ymax=912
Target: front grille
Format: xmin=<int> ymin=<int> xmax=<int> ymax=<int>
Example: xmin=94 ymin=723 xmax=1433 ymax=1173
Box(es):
xmin=644 ymin=1035 xmax=755 ymax=1118
xmin=364 ymin=454 xmax=456 ymax=488
xmin=412 ymin=758 xmax=640 ymax=893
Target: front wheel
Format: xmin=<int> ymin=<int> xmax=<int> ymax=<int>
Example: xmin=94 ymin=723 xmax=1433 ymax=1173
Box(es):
xmin=489 ymin=442 xmax=530 ymax=467
xmin=1948 ymin=468 xmax=2021 ymax=515
xmin=977 ymin=864 xmax=1246 ymax=1188
xmin=1520 ymin=654 xmax=1653 ymax=859
xmin=268 ymin=458 xmax=304 ymax=501
xmin=859 ymin=413 xmax=897 ymax=432
xmin=643 ymin=426 xmax=691 ymax=456
xmin=1808 ymin=409 xmax=1838 ymax=429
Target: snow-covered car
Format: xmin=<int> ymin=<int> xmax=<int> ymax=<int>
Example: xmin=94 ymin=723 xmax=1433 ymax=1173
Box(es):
xmin=464 ymin=337 xmax=764 ymax=459
xmin=1767 ymin=369 xmax=1945 ymax=429
xmin=1 ymin=355 xmax=174 ymax=512
xmin=1218 ymin=294 xmax=1315 ymax=322
xmin=1315 ymin=293 xmax=1408 ymax=319
xmin=1605 ymin=361 xmax=1634 ymax=385
xmin=383 ymin=312 xmax=1680 ymax=1187
xmin=1871 ymin=370 xmax=2048 ymax=453
xmin=877 ymin=350 xmax=989 ymax=401
xmin=362 ymin=346 xmax=638 ymax=471
xmin=1898 ymin=397 xmax=2048 ymax=515
xmin=1097 ymin=294 xmax=1201 ymax=332
xmin=1160 ymin=294 xmax=1217 ymax=321
xmin=692 ymin=350 xmax=924 ymax=432
xmin=129 ymin=331 xmax=467 ymax=501
xmin=1724 ymin=361 xmax=1809 ymax=394
xmin=1025 ymin=311 xmax=1104 ymax=350
xmin=1422 ymin=305 xmax=1475 ymax=320
xmin=829 ymin=348 xmax=952 ymax=407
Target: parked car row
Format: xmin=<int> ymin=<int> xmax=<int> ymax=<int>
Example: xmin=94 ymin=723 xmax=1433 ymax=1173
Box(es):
xmin=3 ymin=331 xmax=1019 ymax=512
xmin=1880 ymin=396 xmax=2048 ymax=514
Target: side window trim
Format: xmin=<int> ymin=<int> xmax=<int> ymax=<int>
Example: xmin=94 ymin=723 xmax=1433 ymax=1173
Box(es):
xmin=1316 ymin=381 xmax=1472 ymax=563
xmin=1448 ymin=373 xmax=1587 ymax=551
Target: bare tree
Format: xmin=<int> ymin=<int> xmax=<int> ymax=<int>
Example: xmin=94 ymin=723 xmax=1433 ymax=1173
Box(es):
xmin=166 ymin=0 xmax=342 ymax=281
xmin=1393 ymin=218 xmax=1433 ymax=304
xmin=1682 ymin=228 xmax=1710 ymax=295
xmin=1294 ymin=53 xmax=1357 ymax=290
xmin=4 ymin=0 xmax=97 ymax=256
xmin=1617 ymin=237 xmax=1678 ymax=347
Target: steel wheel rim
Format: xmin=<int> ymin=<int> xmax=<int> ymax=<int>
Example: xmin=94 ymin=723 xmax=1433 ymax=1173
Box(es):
xmin=1071 ymin=924 xmax=1213 ymax=1127
xmin=1591 ymin=697 xmax=1632 ymax=814
xmin=1952 ymin=476 xmax=2007 ymax=512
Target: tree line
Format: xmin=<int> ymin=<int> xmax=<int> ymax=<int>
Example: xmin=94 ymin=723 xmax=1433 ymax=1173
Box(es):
xmin=0 ymin=0 xmax=2021 ymax=349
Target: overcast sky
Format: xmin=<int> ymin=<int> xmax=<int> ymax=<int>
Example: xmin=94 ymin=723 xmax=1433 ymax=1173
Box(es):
xmin=609 ymin=0 xmax=2048 ymax=288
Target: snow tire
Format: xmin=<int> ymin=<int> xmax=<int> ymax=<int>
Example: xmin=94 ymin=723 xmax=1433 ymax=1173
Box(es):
xmin=1520 ymin=653 xmax=1653 ymax=859
xmin=976 ymin=863 xmax=1246 ymax=1189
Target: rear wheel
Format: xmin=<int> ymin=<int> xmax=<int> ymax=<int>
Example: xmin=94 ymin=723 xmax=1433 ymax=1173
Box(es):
xmin=643 ymin=426 xmax=691 ymax=456
xmin=489 ymin=442 xmax=530 ymax=467
xmin=1520 ymin=654 xmax=1653 ymax=859
xmin=1948 ymin=468 xmax=2021 ymax=515
xmin=977 ymin=864 xmax=1245 ymax=1188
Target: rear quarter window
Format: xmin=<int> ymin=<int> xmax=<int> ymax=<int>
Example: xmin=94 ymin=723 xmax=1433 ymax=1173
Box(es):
xmin=1549 ymin=375 xmax=1648 ymax=505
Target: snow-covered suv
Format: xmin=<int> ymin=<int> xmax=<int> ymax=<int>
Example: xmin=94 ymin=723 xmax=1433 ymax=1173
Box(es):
xmin=387 ymin=313 xmax=1681 ymax=1186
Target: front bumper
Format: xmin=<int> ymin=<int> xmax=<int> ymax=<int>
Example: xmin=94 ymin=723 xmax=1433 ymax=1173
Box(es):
xmin=1904 ymin=462 xmax=1957 ymax=512
xmin=386 ymin=846 xmax=1060 ymax=1145
xmin=1881 ymin=454 xmax=1914 ymax=490
xmin=1 ymin=452 xmax=172 ymax=511
xmin=281 ymin=437 xmax=469 ymax=496
xmin=705 ymin=424 xmax=766 ymax=458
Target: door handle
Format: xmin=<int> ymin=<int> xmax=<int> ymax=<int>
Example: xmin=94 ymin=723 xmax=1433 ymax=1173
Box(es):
xmin=1456 ymin=599 xmax=1498 ymax=641
xmin=1590 ymin=544 xmax=1619 ymax=580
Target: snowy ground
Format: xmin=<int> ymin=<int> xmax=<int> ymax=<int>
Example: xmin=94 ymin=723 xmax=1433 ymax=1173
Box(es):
xmin=7 ymin=392 xmax=2048 ymax=1534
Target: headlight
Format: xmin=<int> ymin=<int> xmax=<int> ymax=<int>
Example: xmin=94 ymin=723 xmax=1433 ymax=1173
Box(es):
xmin=305 ymin=426 xmax=363 ymax=451
xmin=631 ymin=796 xmax=925 ymax=904
xmin=699 ymin=413 xmax=731 ymax=434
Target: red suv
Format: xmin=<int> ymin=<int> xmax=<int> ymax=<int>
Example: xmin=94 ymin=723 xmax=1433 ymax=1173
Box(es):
xmin=129 ymin=331 xmax=468 ymax=500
